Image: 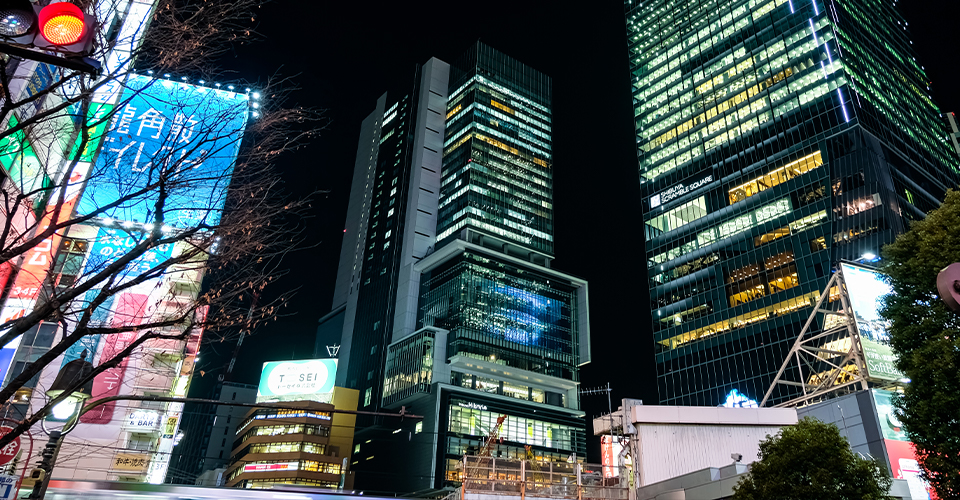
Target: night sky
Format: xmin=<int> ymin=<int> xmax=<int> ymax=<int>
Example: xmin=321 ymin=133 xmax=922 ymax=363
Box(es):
xmin=194 ymin=0 xmax=960 ymax=462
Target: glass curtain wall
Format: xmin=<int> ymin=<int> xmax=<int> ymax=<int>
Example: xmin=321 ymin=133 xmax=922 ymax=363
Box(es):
xmin=418 ymin=252 xmax=579 ymax=380
xmin=437 ymin=43 xmax=555 ymax=255
xmin=627 ymin=0 xmax=959 ymax=406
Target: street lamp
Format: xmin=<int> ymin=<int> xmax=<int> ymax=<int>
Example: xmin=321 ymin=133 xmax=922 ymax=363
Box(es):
xmin=27 ymin=350 xmax=94 ymax=500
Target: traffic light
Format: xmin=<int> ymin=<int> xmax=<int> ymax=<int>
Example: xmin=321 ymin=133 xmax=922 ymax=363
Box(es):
xmin=0 ymin=0 xmax=38 ymax=44
xmin=0 ymin=0 xmax=97 ymax=72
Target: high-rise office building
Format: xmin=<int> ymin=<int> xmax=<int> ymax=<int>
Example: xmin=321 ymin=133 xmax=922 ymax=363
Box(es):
xmin=322 ymin=42 xmax=590 ymax=494
xmin=625 ymin=0 xmax=960 ymax=406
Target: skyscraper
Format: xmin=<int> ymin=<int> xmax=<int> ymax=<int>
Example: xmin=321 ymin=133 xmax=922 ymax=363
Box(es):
xmin=323 ymin=42 xmax=590 ymax=494
xmin=626 ymin=0 xmax=960 ymax=406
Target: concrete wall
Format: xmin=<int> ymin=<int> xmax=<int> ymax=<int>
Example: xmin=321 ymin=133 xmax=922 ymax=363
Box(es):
xmin=796 ymin=391 xmax=888 ymax=472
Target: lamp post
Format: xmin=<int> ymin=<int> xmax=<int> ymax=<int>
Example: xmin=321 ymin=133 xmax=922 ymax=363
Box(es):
xmin=27 ymin=350 xmax=94 ymax=500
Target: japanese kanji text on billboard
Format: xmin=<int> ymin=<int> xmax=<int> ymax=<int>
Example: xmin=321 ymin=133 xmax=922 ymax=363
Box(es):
xmin=78 ymin=75 xmax=248 ymax=228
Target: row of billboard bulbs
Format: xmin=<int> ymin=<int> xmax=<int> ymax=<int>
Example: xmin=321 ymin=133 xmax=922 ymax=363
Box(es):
xmin=142 ymin=70 xmax=263 ymax=118
xmin=99 ymin=217 xmax=176 ymax=234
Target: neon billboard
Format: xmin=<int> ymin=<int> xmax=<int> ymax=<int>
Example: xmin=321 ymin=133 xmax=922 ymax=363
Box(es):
xmin=78 ymin=75 xmax=248 ymax=228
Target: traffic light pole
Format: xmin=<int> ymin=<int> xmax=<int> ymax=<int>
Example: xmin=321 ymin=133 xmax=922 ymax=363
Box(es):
xmin=0 ymin=42 xmax=100 ymax=75
xmin=25 ymin=430 xmax=62 ymax=500
xmin=19 ymin=396 xmax=420 ymax=500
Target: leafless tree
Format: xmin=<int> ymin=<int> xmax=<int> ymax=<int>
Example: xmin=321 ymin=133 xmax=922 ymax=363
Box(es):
xmin=0 ymin=0 xmax=326 ymax=450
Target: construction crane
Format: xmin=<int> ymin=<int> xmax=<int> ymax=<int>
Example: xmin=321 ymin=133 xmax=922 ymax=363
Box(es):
xmin=465 ymin=415 xmax=507 ymax=479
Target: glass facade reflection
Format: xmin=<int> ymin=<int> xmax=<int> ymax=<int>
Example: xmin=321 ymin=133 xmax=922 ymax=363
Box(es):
xmin=627 ymin=0 xmax=960 ymax=406
xmin=419 ymin=251 xmax=579 ymax=380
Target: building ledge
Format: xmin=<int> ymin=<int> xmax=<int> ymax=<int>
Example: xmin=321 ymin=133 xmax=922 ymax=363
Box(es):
xmin=448 ymin=355 xmax=579 ymax=393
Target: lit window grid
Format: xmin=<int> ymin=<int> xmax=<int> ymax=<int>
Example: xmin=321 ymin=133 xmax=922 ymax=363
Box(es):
xmin=628 ymin=0 xmax=957 ymax=184
xmin=646 ymin=163 xmax=901 ymax=405
xmin=437 ymin=138 xmax=554 ymax=253
xmin=647 ymin=172 xmax=834 ymax=348
xmin=446 ymin=101 xmax=553 ymax=143
xmin=417 ymin=254 xmax=579 ymax=373
xmin=628 ymin=0 xmax=957 ymax=407
xmin=447 ymin=405 xmax=579 ymax=451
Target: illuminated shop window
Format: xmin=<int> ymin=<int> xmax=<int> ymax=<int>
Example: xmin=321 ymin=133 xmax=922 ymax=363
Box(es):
xmin=833 ymin=220 xmax=885 ymax=245
xmin=241 ymin=479 xmax=338 ymax=490
xmin=447 ymin=404 xmax=577 ymax=450
xmin=248 ymin=441 xmax=326 ymax=455
xmin=754 ymin=227 xmax=790 ymax=247
xmin=728 ymin=153 xmax=823 ymax=205
xmin=809 ymin=236 xmax=827 ymax=252
xmin=726 ymin=251 xmax=798 ymax=306
xmin=650 ymin=253 xmax=720 ymax=287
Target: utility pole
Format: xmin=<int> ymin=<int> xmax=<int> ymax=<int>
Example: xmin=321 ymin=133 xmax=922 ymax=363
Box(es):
xmin=580 ymin=383 xmax=617 ymax=474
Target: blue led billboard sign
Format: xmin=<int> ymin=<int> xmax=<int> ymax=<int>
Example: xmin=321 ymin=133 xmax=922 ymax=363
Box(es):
xmin=78 ymin=75 xmax=248 ymax=227
xmin=82 ymin=226 xmax=175 ymax=285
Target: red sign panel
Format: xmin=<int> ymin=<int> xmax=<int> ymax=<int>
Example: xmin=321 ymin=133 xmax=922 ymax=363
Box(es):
xmin=80 ymin=293 xmax=149 ymax=424
xmin=885 ymin=440 xmax=936 ymax=500
xmin=0 ymin=426 xmax=22 ymax=466
xmin=243 ymin=462 xmax=298 ymax=473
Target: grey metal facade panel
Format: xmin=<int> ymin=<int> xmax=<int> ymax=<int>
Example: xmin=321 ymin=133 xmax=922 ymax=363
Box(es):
xmin=392 ymin=58 xmax=450 ymax=344
xmin=333 ymin=95 xmax=387 ymax=387
xmin=332 ymin=95 xmax=387 ymax=310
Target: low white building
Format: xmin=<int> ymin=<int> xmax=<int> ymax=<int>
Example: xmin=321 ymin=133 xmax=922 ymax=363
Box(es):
xmin=593 ymin=399 xmax=917 ymax=500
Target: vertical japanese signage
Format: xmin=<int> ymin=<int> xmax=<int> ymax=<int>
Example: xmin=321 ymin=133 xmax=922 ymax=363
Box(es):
xmin=840 ymin=263 xmax=902 ymax=381
xmin=600 ymin=435 xmax=622 ymax=478
xmin=80 ymin=292 xmax=149 ymax=424
xmin=77 ymin=75 xmax=248 ymax=228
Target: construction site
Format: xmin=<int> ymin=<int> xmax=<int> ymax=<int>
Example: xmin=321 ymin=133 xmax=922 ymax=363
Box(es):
xmin=444 ymin=415 xmax=629 ymax=500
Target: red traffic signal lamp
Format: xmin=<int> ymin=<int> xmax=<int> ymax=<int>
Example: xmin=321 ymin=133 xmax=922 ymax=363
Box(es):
xmin=0 ymin=0 xmax=98 ymax=74
xmin=38 ymin=2 xmax=86 ymax=46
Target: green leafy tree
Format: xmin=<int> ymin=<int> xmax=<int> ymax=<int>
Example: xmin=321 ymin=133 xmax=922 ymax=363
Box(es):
xmin=733 ymin=417 xmax=892 ymax=500
xmin=880 ymin=188 xmax=960 ymax=498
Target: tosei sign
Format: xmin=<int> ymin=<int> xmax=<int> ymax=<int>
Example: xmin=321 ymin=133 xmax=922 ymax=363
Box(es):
xmin=256 ymin=359 xmax=338 ymax=403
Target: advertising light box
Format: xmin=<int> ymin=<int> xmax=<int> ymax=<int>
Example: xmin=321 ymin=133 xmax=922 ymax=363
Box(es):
xmin=78 ymin=75 xmax=249 ymax=228
xmin=82 ymin=226 xmax=175 ymax=284
xmin=840 ymin=263 xmax=902 ymax=381
xmin=872 ymin=390 xmax=934 ymax=499
xmin=257 ymin=359 xmax=338 ymax=404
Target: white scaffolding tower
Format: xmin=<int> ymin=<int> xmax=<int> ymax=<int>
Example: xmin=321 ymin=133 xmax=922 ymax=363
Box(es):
xmin=761 ymin=264 xmax=898 ymax=408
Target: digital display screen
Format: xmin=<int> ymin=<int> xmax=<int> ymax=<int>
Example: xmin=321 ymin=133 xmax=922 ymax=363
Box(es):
xmin=79 ymin=75 xmax=248 ymax=227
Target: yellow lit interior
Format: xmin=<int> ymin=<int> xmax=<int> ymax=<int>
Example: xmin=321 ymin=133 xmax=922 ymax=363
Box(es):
xmin=728 ymin=151 xmax=824 ymax=205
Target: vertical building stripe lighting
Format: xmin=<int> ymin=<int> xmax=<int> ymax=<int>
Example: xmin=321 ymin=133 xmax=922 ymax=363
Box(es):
xmin=838 ymin=89 xmax=850 ymax=122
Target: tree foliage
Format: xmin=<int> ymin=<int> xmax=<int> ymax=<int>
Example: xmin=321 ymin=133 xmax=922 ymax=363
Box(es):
xmin=880 ymin=188 xmax=960 ymax=498
xmin=733 ymin=417 xmax=892 ymax=500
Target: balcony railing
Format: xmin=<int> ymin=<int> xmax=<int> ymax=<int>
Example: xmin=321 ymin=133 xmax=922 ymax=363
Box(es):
xmin=456 ymin=456 xmax=628 ymax=500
